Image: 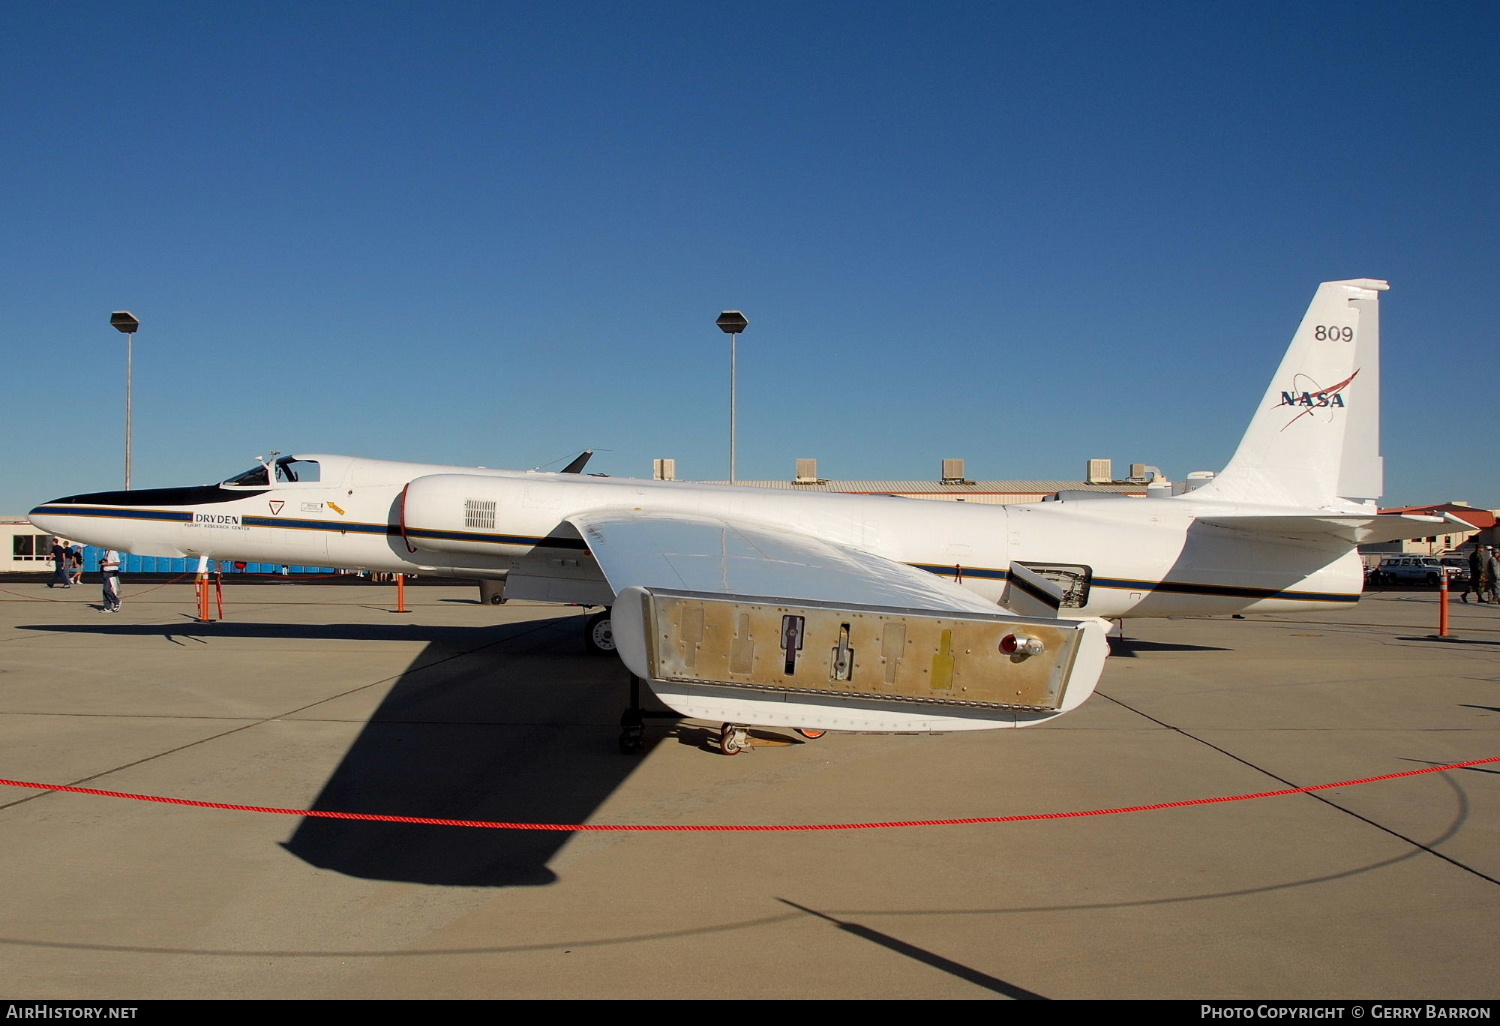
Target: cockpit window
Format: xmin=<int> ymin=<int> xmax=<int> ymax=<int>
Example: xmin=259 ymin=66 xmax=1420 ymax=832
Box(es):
xmin=222 ymin=457 xmax=321 ymax=488
xmin=275 ymin=457 xmax=320 ymax=483
xmin=222 ymin=465 xmax=270 ymax=488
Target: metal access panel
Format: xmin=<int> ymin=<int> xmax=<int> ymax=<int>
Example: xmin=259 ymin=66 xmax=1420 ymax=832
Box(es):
xmin=640 ymin=589 xmax=1087 ymax=712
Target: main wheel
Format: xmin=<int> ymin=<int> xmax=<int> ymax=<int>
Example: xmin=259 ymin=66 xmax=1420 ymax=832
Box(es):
xmin=585 ymin=609 xmax=616 ymax=655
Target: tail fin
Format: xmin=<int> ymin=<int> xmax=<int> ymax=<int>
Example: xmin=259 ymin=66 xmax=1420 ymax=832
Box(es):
xmin=1193 ymin=278 xmax=1388 ymax=508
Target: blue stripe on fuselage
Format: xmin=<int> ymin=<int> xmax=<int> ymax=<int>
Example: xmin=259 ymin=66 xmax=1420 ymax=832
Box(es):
xmin=28 ymin=505 xmax=1357 ymax=603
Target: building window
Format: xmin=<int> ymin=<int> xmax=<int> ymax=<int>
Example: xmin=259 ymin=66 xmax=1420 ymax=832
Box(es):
xmin=12 ymin=533 xmax=52 ymax=561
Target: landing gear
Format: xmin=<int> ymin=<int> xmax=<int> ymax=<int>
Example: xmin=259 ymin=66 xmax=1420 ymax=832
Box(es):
xmin=719 ymin=723 xmax=749 ymax=756
xmin=585 ymin=608 xmax=615 ymax=656
xmin=618 ymin=675 xmax=674 ymax=755
xmin=795 ymin=728 xmax=827 ymax=740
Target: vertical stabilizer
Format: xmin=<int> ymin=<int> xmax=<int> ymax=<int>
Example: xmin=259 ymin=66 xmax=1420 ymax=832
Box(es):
xmin=1194 ymin=279 xmax=1388 ymax=508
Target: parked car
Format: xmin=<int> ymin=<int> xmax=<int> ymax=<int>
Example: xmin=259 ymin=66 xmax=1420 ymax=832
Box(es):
xmin=1370 ymin=555 xmax=1450 ymax=586
xmin=1440 ymin=557 xmax=1471 ymax=584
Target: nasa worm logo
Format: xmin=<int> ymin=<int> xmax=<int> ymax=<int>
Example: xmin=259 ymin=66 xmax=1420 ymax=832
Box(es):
xmin=1277 ymin=369 xmax=1358 ymax=430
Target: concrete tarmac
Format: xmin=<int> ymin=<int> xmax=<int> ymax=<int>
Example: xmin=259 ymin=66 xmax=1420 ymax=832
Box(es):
xmin=0 ymin=578 xmax=1497 ymax=1000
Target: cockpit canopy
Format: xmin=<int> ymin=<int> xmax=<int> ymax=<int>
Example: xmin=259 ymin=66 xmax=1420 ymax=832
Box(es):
xmin=221 ymin=456 xmax=322 ymax=489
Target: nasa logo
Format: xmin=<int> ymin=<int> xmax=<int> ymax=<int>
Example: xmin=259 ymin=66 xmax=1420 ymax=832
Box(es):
xmin=1275 ymin=368 xmax=1359 ymax=429
xmin=1279 ymin=390 xmax=1347 ymax=408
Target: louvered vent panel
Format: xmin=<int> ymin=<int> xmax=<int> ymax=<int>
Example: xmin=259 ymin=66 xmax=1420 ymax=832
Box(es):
xmin=464 ymin=498 xmax=497 ymax=530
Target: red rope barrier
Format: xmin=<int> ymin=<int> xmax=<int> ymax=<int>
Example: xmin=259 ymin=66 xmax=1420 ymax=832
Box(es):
xmin=2 ymin=755 xmax=1496 ymax=833
xmin=0 ymin=571 xmax=198 ymax=602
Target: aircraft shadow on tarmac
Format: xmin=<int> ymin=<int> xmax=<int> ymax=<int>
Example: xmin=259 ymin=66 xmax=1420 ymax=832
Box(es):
xmin=28 ymin=613 xmax=685 ymax=888
xmin=1397 ymin=635 xmax=1500 ymax=647
xmin=1105 ymin=638 xmax=1231 ymax=658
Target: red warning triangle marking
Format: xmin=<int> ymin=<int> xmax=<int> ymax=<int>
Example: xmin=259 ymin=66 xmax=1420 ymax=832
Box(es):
xmin=269 ymin=500 xmax=284 ymax=515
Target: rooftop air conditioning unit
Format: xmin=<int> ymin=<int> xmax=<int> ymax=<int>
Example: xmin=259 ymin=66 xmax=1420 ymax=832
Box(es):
xmin=1179 ymin=470 xmax=1215 ymax=494
xmin=794 ymin=458 xmax=819 ymax=483
xmin=1087 ymin=459 xmax=1113 ymax=485
xmin=941 ymin=458 xmax=969 ymax=485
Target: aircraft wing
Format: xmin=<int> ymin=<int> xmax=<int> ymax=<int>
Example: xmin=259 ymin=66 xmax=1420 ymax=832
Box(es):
xmin=567 ymin=510 xmax=1001 ymax=615
xmin=1197 ymin=512 xmax=1462 ymax=546
xmin=566 ymin=510 xmax=1107 ymax=732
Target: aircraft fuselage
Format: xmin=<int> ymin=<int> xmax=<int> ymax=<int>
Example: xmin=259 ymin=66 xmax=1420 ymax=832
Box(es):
xmin=30 ymin=452 xmax=1363 ymax=620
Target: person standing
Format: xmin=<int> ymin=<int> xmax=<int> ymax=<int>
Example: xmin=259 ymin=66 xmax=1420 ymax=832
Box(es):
xmin=1481 ymin=546 xmax=1500 ymax=605
xmin=68 ymin=544 xmax=84 ymax=585
xmin=99 ymin=548 xmax=123 ymax=612
xmin=48 ymin=539 xmax=72 ymax=589
xmin=1461 ymin=545 xmax=1484 ymax=603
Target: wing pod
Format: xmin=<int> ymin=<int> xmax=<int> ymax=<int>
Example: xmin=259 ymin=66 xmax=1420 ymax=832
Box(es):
xmin=611 ymin=587 xmax=1103 ymax=732
xmin=400 ymin=473 xmax=587 ymax=557
xmin=572 ymin=510 xmax=1107 ymax=732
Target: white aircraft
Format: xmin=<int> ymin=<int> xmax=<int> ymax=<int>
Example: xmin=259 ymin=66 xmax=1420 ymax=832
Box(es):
xmin=30 ymin=279 xmax=1458 ymax=753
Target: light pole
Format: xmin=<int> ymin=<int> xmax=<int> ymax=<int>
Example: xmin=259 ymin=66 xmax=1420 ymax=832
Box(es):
xmin=716 ymin=310 xmax=748 ymax=483
xmin=110 ymin=311 xmax=140 ymax=490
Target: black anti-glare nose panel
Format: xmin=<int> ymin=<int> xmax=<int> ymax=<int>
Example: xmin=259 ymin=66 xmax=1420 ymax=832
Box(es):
xmin=43 ymin=484 xmax=261 ymax=508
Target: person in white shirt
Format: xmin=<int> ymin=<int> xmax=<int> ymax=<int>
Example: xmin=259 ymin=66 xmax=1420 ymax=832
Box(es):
xmin=99 ymin=549 xmax=122 ymax=612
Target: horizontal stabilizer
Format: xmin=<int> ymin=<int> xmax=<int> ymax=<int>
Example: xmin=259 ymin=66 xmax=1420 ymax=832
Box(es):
xmin=1198 ymin=511 xmax=1464 ymax=546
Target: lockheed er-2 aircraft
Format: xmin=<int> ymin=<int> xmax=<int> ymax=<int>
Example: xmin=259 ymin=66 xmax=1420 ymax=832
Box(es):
xmin=31 ymin=279 xmax=1458 ymax=754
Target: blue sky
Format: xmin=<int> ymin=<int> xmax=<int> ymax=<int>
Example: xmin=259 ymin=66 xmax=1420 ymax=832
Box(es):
xmin=4 ymin=2 xmax=1497 ymax=514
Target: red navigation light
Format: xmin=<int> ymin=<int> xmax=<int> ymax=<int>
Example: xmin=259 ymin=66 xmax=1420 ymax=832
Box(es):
xmin=1000 ymin=634 xmax=1044 ymax=657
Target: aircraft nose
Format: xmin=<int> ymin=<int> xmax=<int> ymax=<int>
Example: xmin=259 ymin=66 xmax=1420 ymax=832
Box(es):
xmin=28 ymin=488 xmax=139 ymax=545
xmin=29 ymin=497 xmax=80 ymax=537
xmin=27 ymin=484 xmax=201 ymax=555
